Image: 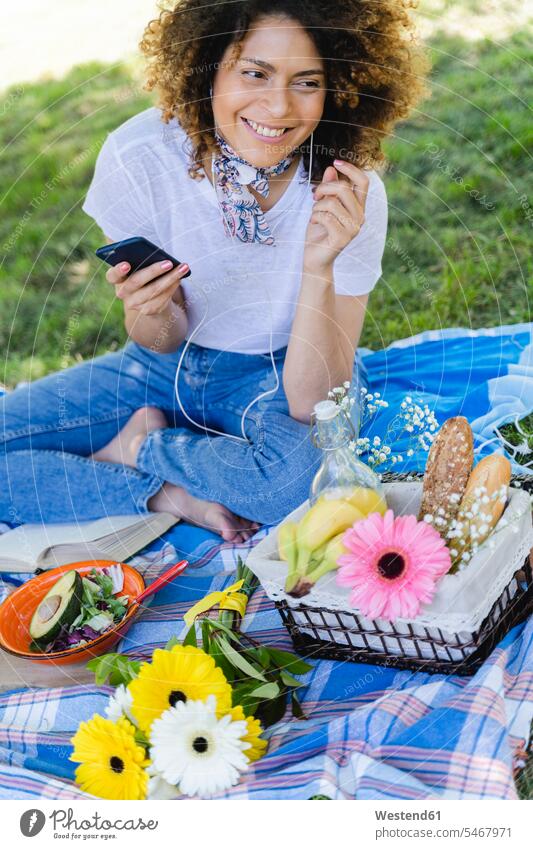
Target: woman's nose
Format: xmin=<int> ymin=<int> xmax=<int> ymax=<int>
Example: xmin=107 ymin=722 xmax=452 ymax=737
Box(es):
xmin=260 ymin=84 xmax=292 ymax=119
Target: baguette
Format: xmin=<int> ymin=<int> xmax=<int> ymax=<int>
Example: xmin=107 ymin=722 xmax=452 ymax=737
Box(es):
xmin=448 ymin=453 xmax=511 ymax=569
xmin=418 ymin=416 xmax=474 ymax=533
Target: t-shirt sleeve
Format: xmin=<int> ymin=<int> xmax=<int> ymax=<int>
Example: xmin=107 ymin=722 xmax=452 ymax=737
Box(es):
xmin=332 ymin=170 xmax=388 ymax=297
xmin=82 ymin=133 xmax=159 ymax=243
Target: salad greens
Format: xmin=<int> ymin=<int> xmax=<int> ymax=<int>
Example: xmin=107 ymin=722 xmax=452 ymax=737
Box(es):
xmin=35 ymin=567 xmax=129 ymax=653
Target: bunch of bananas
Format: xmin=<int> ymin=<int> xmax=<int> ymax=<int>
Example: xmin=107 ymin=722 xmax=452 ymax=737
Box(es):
xmin=279 ymin=487 xmax=387 ymax=597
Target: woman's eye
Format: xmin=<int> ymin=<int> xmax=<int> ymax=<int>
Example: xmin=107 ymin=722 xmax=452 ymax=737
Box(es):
xmin=241 ymin=71 xmax=321 ymax=89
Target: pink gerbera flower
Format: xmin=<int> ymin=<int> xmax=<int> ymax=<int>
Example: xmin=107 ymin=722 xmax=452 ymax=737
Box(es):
xmin=336 ymin=510 xmax=451 ymax=621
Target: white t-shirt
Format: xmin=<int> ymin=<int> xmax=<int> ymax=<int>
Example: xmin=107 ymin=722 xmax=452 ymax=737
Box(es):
xmin=82 ymin=107 xmax=388 ymax=355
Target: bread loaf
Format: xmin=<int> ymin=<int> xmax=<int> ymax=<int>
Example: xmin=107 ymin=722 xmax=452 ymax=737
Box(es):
xmin=460 ymin=453 xmax=511 ymax=516
xmin=418 ymin=416 xmax=474 ymax=532
xmin=448 ymin=453 xmax=511 ymax=570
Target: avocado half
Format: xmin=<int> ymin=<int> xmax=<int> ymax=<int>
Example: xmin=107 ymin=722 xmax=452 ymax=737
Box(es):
xmin=29 ymin=570 xmax=83 ymax=648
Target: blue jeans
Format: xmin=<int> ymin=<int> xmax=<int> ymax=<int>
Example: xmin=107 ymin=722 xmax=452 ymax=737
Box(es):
xmin=0 ymin=340 xmax=365 ymax=526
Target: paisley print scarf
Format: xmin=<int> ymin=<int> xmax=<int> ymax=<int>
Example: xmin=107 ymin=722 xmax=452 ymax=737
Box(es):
xmin=211 ymin=130 xmax=296 ymax=245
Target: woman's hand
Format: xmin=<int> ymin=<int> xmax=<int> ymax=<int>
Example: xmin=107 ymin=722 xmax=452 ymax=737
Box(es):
xmin=106 ymin=259 xmax=190 ymax=316
xmin=303 ymin=159 xmax=369 ymax=274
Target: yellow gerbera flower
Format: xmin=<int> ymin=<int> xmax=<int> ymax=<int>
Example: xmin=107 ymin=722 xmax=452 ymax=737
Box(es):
xmin=129 ymin=645 xmax=233 ymax=733
xmin=229 ymin=705 xmax=268 ymax=762
xmin=70 ymin=715 xmax=149 ymax=800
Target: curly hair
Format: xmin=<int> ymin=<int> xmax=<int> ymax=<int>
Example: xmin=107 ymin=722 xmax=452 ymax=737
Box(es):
xmin=140 ymin=0 xmax=429 ymax=182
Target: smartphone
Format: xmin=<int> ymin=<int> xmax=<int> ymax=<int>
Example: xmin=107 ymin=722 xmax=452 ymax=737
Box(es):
xmin=95 ymin=236 xmax=191 ymax=279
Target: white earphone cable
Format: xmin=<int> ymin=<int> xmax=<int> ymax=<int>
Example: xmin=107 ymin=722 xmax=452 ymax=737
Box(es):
xmin=173 ymin=101 xmax=314 ymax=444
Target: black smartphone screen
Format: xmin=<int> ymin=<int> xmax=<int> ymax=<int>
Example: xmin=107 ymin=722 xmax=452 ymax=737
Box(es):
xmin=95 ymin=236 xmax=191 ymax=279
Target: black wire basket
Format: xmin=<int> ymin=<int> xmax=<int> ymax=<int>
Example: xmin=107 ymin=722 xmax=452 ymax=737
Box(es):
xmin=273 ymin=473 xmax=533 ymax=676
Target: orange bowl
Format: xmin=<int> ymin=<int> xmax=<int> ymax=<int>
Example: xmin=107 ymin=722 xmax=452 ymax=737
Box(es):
xmin=0 ymin=560 xmax=145 ymax=665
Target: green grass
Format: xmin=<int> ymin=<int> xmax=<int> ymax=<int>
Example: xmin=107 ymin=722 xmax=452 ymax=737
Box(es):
xmin=498 ymin=413 xmax=533 ymax=466
xmin=367 ymin=30 xmax=532 ymax=347
xmin=0 ymin=62 xmax=153 ymax=386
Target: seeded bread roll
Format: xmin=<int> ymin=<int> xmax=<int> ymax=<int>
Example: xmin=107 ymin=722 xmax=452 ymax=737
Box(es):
xmin=417 ymin=416 xmax=474 ymax=529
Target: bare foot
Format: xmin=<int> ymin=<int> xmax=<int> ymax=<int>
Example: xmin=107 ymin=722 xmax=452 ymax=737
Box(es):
xmin=91 ymin=406 xmax=168 ymax=467
xmin=148 ymin=482 xmax=261 ymax=543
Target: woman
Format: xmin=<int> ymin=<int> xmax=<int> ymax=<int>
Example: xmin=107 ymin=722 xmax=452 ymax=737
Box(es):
xmin=0 ymin=0 xmax=426 ymax=541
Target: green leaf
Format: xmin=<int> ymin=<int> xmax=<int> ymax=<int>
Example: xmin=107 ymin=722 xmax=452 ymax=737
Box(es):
xmin=201 ymin=619 xmax=211 ymax=655
xmin=164 ymin=635 xmax=181 ymax=651
xmin=86 ymin=656 xmax=105 ymax=673
xmin=248 ymin=682 xmax=280 ymax=699
xmin=88 ymin=653 xmax=118 ymax=686
xmin=109 ymin=656 xmax=140 ymax=687
xmin=280 ymin=670 xmax=304 ymax=689
xmin=93 ymin=570 xmax=114 ymax=597
xmin=230 ymin=680 xmax=262 ymax=703
xmin=216 ymin=638 xmax=266 ymax=681
xmin=255 ymin=693 xmax=288 ymax=728
xmin=204 ymin=631 xmax=237 ymax=682
xmin=201 ymin=617 xmax=241 ymax=643
xmin=134 ymin=728 xmax=150 ymax=747
xmin=264 ymin=647 xmax=313 ymax=675
xmin=86 ymin=653 xmax=139 ymax=687
xmin=182 ymin=625 xmax=197 ymax=648
xmin=255 ymin=647 xmax=272 ymax=668
xmin=291 ymin=692 xmax=306 ymax=720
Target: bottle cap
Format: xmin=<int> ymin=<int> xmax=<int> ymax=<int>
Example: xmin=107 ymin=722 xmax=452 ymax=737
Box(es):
xmin=313 ymin=400 xmax=339 ymax=421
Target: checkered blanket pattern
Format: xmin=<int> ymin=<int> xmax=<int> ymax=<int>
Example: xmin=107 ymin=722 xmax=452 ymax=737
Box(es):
xmin=1 ymin=324 xmax=532 ymax=799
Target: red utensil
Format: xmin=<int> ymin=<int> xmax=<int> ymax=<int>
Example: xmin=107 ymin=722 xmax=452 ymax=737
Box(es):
xmin=134 ymin=559 xmax=189 ymax=604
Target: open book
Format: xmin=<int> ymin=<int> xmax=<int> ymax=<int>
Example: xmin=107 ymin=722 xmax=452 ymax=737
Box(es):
xmin=0 ymin=513 xmax=179 ymax=572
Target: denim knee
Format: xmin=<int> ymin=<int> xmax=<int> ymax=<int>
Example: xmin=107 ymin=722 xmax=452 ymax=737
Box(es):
xmin=245 ymin=418 xmax=321 ymax=524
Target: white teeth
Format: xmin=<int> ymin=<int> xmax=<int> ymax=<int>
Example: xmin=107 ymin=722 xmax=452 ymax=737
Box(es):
xmin=245 ymin=118 xmax=287 ymax=137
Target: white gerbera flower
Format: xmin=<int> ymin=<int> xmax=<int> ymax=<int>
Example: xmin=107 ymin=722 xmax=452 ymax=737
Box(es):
xmin=147 ymin=766 xmax=181 ymax=800
xmin=149 ymin=695 xmax=250 ymax=798
xmin=104 ymin=684 xmax=136 ymax=725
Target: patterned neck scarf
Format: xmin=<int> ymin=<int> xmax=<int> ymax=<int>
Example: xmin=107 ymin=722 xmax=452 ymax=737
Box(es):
xmin=211 ymin=130 xmax=297 ymax=246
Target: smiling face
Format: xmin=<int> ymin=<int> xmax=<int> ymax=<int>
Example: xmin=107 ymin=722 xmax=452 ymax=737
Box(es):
xmin=211 ymin=15 xmax=326 ymax=168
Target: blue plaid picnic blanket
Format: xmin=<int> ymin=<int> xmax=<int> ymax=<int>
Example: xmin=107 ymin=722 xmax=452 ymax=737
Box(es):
xmin=1 ymin=323 xmax=532 ymax=800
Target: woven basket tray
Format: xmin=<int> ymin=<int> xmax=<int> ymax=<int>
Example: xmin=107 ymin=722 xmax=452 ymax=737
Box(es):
xmin=248 ymin=473 xmax=533 ymax=675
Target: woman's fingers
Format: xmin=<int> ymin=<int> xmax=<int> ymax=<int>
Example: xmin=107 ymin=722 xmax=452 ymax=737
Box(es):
xmin=313 ymin=179 xmax=364 ymax=221
xmin=332 ymin=159 xmax=370 ymax=207
xmin=107 ymin=259 xmax=188 ymax=292
xmin=311 ymin=195 xmax=362 ymax=236
xmin=105 ymin=261 xmax=131 ymax=285
xmin=114 ymin=260 xmax=179 ymax=293
xmin=125 ymin=271 xmax=183 ymax=310
xmin=309 ymin=209 xmax=346 ymax=247
xmin=116 ymin=262 xmax=189 ymax=302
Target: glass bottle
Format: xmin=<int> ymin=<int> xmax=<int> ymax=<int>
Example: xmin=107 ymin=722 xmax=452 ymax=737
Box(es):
xmin=309 ymin=400 xmax=385 ymax=505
